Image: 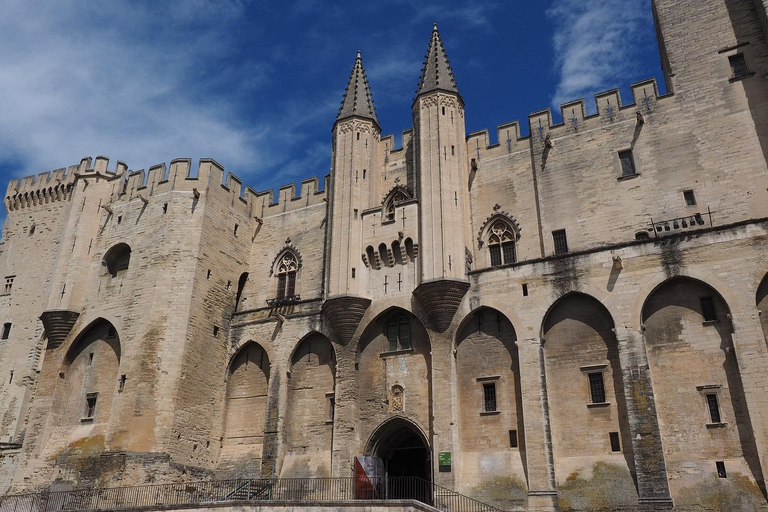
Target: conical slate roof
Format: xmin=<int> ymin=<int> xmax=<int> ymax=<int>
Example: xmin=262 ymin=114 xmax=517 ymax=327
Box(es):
xmin=336 ymin=51 xmax=378 ymax=125
xmin=416 ymin=23 xmax=460 ymax=97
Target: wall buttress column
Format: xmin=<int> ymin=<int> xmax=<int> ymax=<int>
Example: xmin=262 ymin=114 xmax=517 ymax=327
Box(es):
xmin=330 ymin=347 xmax=358 ymax=477
xmin=728 ymin=309 xmax=768 ymax=497
xmin=518 ymin=337 xmax=557 ymax=512
xmin=614 ymin=327 xmax=673 ymax=510
xmin=430 ymin=329 xmax=457 ymax=489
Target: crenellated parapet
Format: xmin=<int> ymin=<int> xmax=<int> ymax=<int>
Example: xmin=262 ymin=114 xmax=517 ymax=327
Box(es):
xmin=4 ymin=157 xmax=127 ymax=211
xmin=467 ymin=78 xmax=666 ymax=159
xmin=6 ymin=155 xmax=330 ymax=218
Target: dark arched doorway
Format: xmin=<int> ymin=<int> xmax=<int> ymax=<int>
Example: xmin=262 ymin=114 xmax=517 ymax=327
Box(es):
xmin=365 ymin=418 xmax=431 ymax=499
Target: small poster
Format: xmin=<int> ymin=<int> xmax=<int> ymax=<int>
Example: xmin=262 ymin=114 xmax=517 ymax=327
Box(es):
xmin=438 ymin=451 xmax=451 ymax=472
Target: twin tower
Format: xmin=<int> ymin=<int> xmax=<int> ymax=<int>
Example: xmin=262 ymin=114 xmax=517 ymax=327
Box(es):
xmin=324 ymin=25 xmax=473 ymax=340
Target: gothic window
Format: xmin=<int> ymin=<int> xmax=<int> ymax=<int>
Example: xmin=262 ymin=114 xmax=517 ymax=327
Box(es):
xmin=487 ymin=220 xmax=516 ymax=266
xmin=382 ymin=187 xmax=412 ymax=222
xmin=276 ymin=252 xmax=298 ymax=299
xmin=385 ymin=315 xmax=411 ymax=352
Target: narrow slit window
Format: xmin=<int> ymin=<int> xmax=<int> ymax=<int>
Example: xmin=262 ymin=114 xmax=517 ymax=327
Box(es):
xmin=588 ymin=372 xmax=606 ymax=404
xmin=213 ymin=325 xmax=220 ymax=337
xmin=553 ymin=230 xmax=569 ymax=255
xmin=706 ymin=393 xmax=722 ymax=423
xmin=609 ymin=432 xmax=621 ymax=452
xmin=700 ymin=297 xmax=717 ymax=321
xmin=716 ymin=461 xmax=727 ymax=478
xmin=683 ymin=190 xmax=696 ymax=206
xmin=88 ymin=353 xmax=94 ymax=365
xmin=233 ymin=224 xmax=239 ymax=236
xmin=483 ymin=383 xmax=497 ymax=412
xmin=522 ymin=284 xmax=529 ymax=297
xmin=118 ymin=375 xmax=127 ymax=392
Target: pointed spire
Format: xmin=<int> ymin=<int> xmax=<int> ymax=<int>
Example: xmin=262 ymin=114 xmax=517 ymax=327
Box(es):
xmin=336 ymin=50 xmax=378 ymax=127
xmin=416 ymin=23 xmax=460 ymax=98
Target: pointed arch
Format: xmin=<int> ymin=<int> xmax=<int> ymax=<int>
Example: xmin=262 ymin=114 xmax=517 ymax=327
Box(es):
xmin=542 ymin=292 xmax=638 ymax=505
xmin=50 ymin=318 xmax=121 ymax=434
xmin=282 ymin=332 xmax=336 ymax=477
xmin=356 ymin=306 xmax=432 ymax=462
xmin=455 ymin=307 xmax=527 ymax=495
xmin=221 ymin=341 xmax=270 ymax=466
xmin=381 ymin=185 xmax=414 ymax=221
xmin=270 ymin=247 xmax=301 ymax=301
xmin=642 ymin=276 xmax=764 ymax=498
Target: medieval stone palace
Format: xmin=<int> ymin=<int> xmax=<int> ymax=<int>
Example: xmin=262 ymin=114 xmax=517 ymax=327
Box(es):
xmin=0 ymin=0 xmax=767 ymax=510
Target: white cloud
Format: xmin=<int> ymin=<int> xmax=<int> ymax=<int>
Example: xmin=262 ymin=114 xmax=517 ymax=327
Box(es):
xmin=548 ymin=0 xmax=651 ymax=110
xmin=0 ymin=1 xmax=288 ymax=187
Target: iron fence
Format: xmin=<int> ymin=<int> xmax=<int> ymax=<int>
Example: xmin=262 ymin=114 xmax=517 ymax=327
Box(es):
xmin=0 ymin=476 xmax=508 ymax=512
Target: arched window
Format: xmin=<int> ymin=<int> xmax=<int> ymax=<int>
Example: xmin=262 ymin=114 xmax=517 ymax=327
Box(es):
xmin=103 ymin=243 xmax=131 ymax=278
xmin=276 ymin=251 xmax=298 ymax=299
xmin=382 ymin=186 xmax=413 ymax=222
xmin=385 ymin=315 xmax=411 ymax=352
xmin=487 ymin=220 xmax=516 ymax=266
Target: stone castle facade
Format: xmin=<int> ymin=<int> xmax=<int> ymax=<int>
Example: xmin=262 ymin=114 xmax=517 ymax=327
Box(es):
xmin=1 ymin=0 xmax=768 ymax=509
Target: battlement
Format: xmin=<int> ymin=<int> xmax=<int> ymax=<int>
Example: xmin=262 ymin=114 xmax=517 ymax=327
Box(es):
xmin=120 ymin=157 xmax=329 ymax=217
xmin=5 ymin=155 xmax=330 ymax=216
xmin=467 ymin=78 xmax=668 ymax=156
xmin=4 ymin=157 xmax=128 ymax=211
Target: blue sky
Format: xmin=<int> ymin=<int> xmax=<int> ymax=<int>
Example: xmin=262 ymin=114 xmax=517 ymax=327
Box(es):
xmin=0 ymin=0 xmax=664 ymax=218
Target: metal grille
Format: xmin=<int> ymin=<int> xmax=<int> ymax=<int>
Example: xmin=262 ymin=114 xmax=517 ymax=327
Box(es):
xmin=483 ymin=383 xmax=497 ymax=412
xmin=588 ymin=372 xmax=606 ymax=404
xmin=0 ymin=476 xmax=510 ymax=512
xmin=552 ymin=230 xmax=569 ymax=255
xmin=502 ymin=242 xmax=515 ymax=264
xmin=706 ymin=394 xmax=721 ymax=423
xmin=489 ymin=245 xmax=502 ymax=266
xmin=729 ymin=54 xmax=748 ymax=77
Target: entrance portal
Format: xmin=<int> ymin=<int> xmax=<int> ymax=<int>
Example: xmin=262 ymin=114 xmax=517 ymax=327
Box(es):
xmin=365 ymin=418 xmax=431 ymax=500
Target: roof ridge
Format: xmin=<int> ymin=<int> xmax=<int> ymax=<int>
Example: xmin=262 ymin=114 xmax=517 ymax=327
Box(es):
xmin=336 ymin=50 xmax=378 ymax=125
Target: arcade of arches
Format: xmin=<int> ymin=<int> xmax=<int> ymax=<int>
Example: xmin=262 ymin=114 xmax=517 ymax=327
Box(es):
xmin=212 ymin=274 xmax=768 ymax=509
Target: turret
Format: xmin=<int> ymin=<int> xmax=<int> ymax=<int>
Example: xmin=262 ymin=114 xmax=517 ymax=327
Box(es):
xmin=323 ymin=51 xmax=378 ymax=343
xmin=411 ymin=24 xmax=471 ymax=332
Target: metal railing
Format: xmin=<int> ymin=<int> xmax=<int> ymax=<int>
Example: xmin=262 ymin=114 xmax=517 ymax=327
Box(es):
xmin=0 ymin=476 xmax=508 ymax=512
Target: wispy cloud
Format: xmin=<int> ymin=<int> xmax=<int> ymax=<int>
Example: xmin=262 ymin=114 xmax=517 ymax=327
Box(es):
xmin=547 ymin=0 xmax=652 ymax=109
xmin=0 ymin=0 xmax=336 ymax=192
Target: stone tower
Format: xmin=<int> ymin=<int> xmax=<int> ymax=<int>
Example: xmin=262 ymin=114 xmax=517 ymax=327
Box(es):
xmin=412 ymin=24 xmax=471 ymax=332
xmin=323 ymin=51 xmax=379 ymax=343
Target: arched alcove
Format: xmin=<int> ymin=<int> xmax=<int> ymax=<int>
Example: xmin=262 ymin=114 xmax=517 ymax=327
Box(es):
xmin=281 ymin=333 xmax=336 ymax=477
xmin=542 ymin=293 xmax=638 ymax=508
xmin=221 ymin=342 xmax=270 ymax=465
xmin=357 ymin=308 xmax=432 ymax=466
xmin=54 ymin=319 xmax=121 ymax=434
xmin=103 ymin=243 xmax=131 ymax=278
xmin=643 ymin=277 xmax=764 ymax=503
xmin=455 ymin=307 xmax=527 ymax=507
